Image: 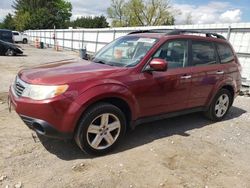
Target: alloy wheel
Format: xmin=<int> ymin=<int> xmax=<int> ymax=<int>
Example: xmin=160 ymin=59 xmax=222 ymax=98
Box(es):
xmin=214 ymin=94 xmax=229 ymax=117
xmin=86 ymin=113 xmax=121 ymax=150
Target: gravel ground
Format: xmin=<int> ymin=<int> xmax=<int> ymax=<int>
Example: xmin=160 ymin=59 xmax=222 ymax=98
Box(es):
xmin=0 ymin=45 xmax=250 ymax=188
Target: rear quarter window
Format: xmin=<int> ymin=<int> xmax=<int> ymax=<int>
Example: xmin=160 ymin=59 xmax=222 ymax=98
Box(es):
xmin=191 ymin=40 xmax=217 ymax=66
xmin=216 ymin=43 xmax=234 ymax=63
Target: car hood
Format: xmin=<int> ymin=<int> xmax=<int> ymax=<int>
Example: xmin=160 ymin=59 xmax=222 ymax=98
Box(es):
xmin=19 ymin=58 xmax=127 ymax=85
xmin=0 ymin=40 xmax=20 ymax=48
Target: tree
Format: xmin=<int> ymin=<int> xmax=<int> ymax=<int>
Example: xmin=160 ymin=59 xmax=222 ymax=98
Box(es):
xmin=184 ymin=12 xmax=193 ymax=25
xmin=107 ymin=0 xmax=174 ymax=27
xmin=70 ymin=16 xmax=109 ymax=28
xmin=1 ymin=13 xmax=16 ymax=30
xmin=107 ymin=0 xmax=127 ymax=27
xmin=12 ymin=0 xmax=72 ymax=30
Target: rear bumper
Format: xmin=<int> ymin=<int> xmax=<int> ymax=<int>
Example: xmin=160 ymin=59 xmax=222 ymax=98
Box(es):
xmin=20 ymin=115 xmax=73 ymax=139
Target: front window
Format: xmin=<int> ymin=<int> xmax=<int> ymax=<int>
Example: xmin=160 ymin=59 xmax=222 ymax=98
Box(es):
xmin=153 ymin=40 xmax=188 ymax=69
xmin=93 ymin=36 xmax=158 ymax=67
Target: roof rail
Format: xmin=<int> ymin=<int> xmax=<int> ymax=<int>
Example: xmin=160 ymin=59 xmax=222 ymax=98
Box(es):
xmin=167 ymin=29 xmax=226 ymax=40
xmin=128 ymin=29 xmax=226 ymax=40
xmin=128 ymin=29 xmax=169 ymax=35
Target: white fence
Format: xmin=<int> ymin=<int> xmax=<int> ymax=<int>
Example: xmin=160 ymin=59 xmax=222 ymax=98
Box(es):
xmin=25 ymin=23 xmax=250 ymax=86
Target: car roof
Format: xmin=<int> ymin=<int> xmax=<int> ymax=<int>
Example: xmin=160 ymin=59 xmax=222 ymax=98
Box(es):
xmin=0 ymin=29 xmax=12 ymax=32
xmin=128 ymin=30 xmax=228 ymax=43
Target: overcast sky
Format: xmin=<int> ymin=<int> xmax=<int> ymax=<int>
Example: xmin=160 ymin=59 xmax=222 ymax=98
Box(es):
xmin=0 ymin=0 xmax=249 ymax=25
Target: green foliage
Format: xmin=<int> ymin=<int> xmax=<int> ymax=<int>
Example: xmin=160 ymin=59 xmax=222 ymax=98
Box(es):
xmin=0 ymin=0 xmax=109 ymax=30
xmin=70 ymin=16 xmax=109 ymax=28
xmin=10 ymin=0 xmax=72 ymax=30
xmin=107 ymin=0 xmax=174 ymax=27
xmin=107 ymin=0 xmax=127 ymax=27
xmin=0 ymin=13 xmax=16 ymax=30
xmin=14 ymin=11 xmax=31 ymax=31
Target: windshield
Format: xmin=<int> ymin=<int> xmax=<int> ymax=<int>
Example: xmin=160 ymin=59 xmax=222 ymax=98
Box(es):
xmin=93 ymin=36 xmax=158 ymax=67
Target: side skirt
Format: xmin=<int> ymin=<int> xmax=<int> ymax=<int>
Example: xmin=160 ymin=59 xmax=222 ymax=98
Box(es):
xmin=131 ymin=107 xmax=205 ymax=129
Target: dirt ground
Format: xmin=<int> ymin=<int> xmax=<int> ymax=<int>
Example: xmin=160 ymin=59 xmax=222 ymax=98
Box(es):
xmin=0 ymin=45 xmax=250 ymax=188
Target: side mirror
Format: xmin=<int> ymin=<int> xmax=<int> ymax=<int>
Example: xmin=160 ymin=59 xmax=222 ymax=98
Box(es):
xmin=145 ymin=58 xmax=168 ymax=72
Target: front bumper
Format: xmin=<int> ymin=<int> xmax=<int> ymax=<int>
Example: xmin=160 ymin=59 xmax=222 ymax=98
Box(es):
xmin=8 ymin=85 xmax=81 ymax=139
xmin=20 ymin=115 xmax=73 ymax=139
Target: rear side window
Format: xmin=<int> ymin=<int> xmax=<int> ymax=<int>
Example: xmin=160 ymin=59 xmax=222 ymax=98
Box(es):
xmin=13 ymin=32 xmax=19 ymax=36
xmin=153 ymin=40 xmax=188 ymax=69
xmin=192 ymin=41 xmax=217 ymax=66
xmin=216 ymin=43 xmax=234 ymax=63
xmin=0 ymin=31 xmax=12 ymax=38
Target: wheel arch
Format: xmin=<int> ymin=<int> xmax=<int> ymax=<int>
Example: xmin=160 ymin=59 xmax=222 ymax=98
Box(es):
xmin=221 ymin=85 xmax=234 ymax=99
xmin=72 ymin=84 xmax=139 ymax=133
xmin=206 ymin=82 xmax=236 ymax=108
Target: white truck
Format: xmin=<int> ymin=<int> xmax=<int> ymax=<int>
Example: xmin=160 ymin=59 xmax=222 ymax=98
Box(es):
xmin=12 ymin=31 xmax=28 ymax=44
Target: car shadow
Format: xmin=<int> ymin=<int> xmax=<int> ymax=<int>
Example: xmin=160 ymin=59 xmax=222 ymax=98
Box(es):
xmin=38 ymin=106 xmax=246 ymax=160
xmin=1 ymin=54 xmax=28 ymax=57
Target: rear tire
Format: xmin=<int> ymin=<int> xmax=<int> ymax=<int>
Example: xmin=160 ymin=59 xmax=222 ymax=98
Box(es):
xmin=204 ymin=89 xmax=233 ymax=121
xmin=23 ymin=38 xmax=28 ymax=44
xmin=75 ymin=103 xmax=126 ymax=155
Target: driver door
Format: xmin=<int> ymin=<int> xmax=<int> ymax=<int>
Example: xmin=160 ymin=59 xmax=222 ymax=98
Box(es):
xmin=134 ymin=39 xmax=192 ymax=118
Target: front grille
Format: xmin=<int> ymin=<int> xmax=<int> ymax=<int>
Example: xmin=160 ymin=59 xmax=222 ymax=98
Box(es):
xmin=15 ymin=81 xmax=25 ymax=96
xmin=13 ymin=76 xmax=26 ymax=97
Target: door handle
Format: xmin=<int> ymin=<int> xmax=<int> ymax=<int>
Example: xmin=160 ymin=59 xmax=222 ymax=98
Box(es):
xmin=180 ymin=75 xmax=192 ymax=79
xmin=216 ymin=71 xmax=224 ymax=75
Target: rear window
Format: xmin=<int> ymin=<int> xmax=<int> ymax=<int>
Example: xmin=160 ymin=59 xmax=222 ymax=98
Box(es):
xmin=216 ymin=43 xmax=234 ymax=63
xmin=192 ymin=41 xmax=217 ymax=66
xmin=0 ymin=31 xmax=12 ymax=38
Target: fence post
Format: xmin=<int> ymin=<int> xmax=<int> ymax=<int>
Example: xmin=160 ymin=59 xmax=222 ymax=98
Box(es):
xmin=62 ymin=30 xmax=65 ymax=49
xmin=95 ymin=31 xmax=99 ymax=53
xmin=113 ymin=30 xmax=116 ymax=40
xmin=227 ymin=26 xmax=231 ymax=40
xmin=50 ymin=31 xmax=51 ymax=47
xmin=71 ymin=29 xmax=74 ymax=50
xmin=81 ymin=30 xmax=85 ymax=49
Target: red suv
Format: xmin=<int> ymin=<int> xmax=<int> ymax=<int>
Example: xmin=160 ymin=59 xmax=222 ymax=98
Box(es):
xmin=8 ymin=30 xmax=241 ymax=155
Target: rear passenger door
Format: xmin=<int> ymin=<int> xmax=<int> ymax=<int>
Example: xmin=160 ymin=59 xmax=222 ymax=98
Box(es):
xmin=187 ymin=40 xmax=225 ymax=108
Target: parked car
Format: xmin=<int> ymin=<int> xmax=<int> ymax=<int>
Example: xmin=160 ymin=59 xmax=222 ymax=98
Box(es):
xmin=8 ymin=30 xmax=241 ymax=155
xmin=12 ymin=31 xmax=28 ymax=44
xmin=0 ymin=29 xmax=14 ymax=43
xmin=0 ymin=40 xmax=23 ymax=56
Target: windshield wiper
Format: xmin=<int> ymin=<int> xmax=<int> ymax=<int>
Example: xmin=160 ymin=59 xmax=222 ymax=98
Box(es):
xmin=94 ymin=60 xmax=106 ymax=64
xmin=93 ymin=60 xmax=115 ymax=66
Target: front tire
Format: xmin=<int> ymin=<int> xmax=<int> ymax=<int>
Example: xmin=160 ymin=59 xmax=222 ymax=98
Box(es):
xmin=75 ymin=103 xmax=126 ymax=155
xmin=205 ymin=89 xmax=233 ymax=121
xmin=5 ymin=49 xmax=15 ymax=56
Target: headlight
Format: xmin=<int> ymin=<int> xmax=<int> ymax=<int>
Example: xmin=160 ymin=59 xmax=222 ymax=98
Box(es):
xmin=22 ymin=84 xmax=68 ymax=100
